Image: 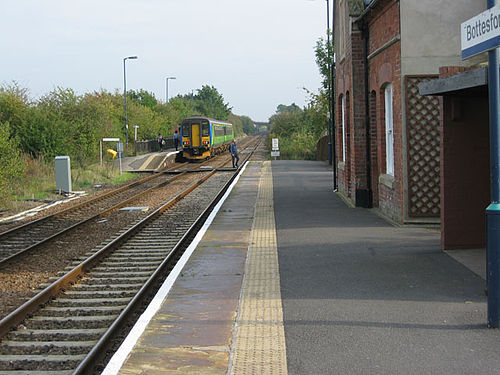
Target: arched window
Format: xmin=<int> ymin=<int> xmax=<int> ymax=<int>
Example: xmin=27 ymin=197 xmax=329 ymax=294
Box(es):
xmin=384 ymin=84 xmax=394 ymax=175
xmin=342 ymin=95 xmax=346 ymax=161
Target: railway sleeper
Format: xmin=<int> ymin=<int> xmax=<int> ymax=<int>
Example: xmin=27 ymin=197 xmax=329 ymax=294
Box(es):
xmin=78 ymin=276 xmax=150 ymax=285
xmin=61 ymin=290 xmax=137 ymax=298
xmin=105 ymin=256 xmax=166 ymax=262
xmin=66 ymin=284 xmax=143 ymax=292
xmin=0 ymin=370 xmax=73 ymax=375
xmin=92 ymin=265 xmax=157 ymax=272
xmin=93 ymin=260 xmax=161 ymax=267
xmin=119 ymin=244 xmax=177 ymax=250
xmin=0 ymin=340 xmax=96 ymax=355
xmin=71 ymin=281 xmax=146 ymax=289
xmin=89 ymin=270 xmax=153 ymax=278
xmin=7 ymin=328 xmax=106 ymax=342
xmin=0 ymin=353 xmax=85 ymax=371
xmin=41 ymin=305 xmax=126 ymax=317
xmin=51 ymin=297 xmax=130 ymax=307
xmin=26 ymin=314 xmax=117 ymax=330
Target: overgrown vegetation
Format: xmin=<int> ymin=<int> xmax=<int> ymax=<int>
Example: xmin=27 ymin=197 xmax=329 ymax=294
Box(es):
xmin=0 ymin=83 xmax=256 ymax=208
xmin=268 ymin=33 xmax=333 ymax=160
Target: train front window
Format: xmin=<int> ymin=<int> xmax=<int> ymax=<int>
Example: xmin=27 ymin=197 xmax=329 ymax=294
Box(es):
xmin=182 ymin=123 xmax=191 ymax=137
xmin=201 ymin=123 xmax=210 ymax=137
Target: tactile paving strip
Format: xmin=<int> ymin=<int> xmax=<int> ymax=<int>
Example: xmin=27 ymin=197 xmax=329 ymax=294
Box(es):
xmin=230 ymin=161 xmax=288 ymax=375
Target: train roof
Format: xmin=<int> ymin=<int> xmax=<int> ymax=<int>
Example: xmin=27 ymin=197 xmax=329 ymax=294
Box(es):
xmin=182 ymin=116 xmax=232 ymax=126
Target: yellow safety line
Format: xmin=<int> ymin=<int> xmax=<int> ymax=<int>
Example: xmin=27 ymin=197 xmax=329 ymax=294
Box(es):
xmin=230 ymin=161 xmax=288 ymax=375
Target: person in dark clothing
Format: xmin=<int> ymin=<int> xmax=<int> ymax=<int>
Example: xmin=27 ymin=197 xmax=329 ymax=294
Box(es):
xmin=158 ymin=134 xmax=163 ymax=151
xmin=229 ymin=139 xmax=239 ymax=168
xmin=173 ymin=130 xmax=179 ymax=151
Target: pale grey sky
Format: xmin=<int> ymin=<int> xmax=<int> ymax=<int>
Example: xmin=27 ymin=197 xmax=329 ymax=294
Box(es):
xmin=1 ymin=0 xmax=328 ymax=122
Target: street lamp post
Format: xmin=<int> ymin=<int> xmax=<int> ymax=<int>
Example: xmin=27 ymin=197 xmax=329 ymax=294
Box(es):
xmin=165 ymin=77 xmax=176 ymax=103
xmin=331 ymin=0 xmax=338 ymax=190
xmin=326 ymin=0 xmax=333 ymax=167
xmin=123 ymin=55 xmax=138 ymax=146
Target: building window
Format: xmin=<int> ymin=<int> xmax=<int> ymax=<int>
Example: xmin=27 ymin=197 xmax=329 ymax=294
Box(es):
xmin=342 ymin=95 xmax=346 ymax=161
xmin=384 ymin=84 xmax=394 ymax=175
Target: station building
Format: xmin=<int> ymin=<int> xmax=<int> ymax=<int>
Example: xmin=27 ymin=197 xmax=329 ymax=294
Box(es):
xmin=333 ymin=0 xmax=485 ymax=224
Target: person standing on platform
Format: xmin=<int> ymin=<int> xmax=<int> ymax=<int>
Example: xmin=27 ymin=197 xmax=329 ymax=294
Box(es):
xmin=173 ymin=130 xmax=179 ymax=151
xmin=157 ymin=133 xmax=163 ymax=152
xmin=230 ymin=139 xmax=239 ymax=168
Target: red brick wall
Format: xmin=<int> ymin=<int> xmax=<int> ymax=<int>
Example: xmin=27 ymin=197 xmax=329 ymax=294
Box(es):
xmin=439 ymin=66 xmax=475 ymax=79
xmin=366 ymin=0 xmax=402 ymax=222
xmin=335 ymin=17 xmax=369 ymax=202
xmin=335 ymin=0 xmax=354 ymax=199
xmin=335 ymin=0 xmax=405 ymax=217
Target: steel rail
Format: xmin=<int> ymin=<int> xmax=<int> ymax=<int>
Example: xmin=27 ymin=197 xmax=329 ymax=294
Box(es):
xmin=0 ymin=160 xmax=220 ymax=267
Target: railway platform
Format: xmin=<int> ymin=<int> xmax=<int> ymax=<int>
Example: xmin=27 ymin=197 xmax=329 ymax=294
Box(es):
xmin=103 ymin=160 xmax=500 ymax=375
xmin=116 ymin=148 xmax=180 ymax=172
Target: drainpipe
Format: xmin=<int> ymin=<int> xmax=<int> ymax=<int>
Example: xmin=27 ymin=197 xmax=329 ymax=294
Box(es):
xmin=332 ymin=0 xmax=338 ymax=190
xmin=353 ymin=18 xmax=373 ymax=208
xmin=363 ymin=23 xmax=373 ymax=208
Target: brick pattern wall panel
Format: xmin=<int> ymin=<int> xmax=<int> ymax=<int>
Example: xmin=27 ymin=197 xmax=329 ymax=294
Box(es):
xmin=406 ymin=76 xmax=440 ymax=217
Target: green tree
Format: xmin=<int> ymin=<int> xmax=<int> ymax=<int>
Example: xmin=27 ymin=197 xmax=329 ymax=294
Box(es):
xmin=315 ymin=32 xmax=334 ymax=95
xmin=193 ymin=85 xmax=232 ymax=120
xmin=0 ymin=85 xmax=31 ymax=144
xmin=128 ymin=89 xmax=159 ymax=109
xmin=240 ymin=115 xmax=256 ymax=135
xmin=276 ymin=103 xmax=301 ymax=114
xmin=0 ymin=121 xmax=25 ymax=204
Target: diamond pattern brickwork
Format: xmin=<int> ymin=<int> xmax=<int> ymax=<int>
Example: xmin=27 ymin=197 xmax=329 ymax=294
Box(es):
xmin=406 ymin=76 xmax=440 ymax=217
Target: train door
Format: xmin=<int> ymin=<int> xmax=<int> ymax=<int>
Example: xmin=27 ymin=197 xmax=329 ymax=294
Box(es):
xmin=191 ymin=123 xmax=201 ymax=147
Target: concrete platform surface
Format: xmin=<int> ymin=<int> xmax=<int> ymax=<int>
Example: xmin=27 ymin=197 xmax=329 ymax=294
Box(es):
xmin=273 ymin=160 xmax=498 ymax=375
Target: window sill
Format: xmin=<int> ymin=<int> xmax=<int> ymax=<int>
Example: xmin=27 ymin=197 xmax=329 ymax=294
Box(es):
xmin=379 ymin=174 xmax=394 ymax=189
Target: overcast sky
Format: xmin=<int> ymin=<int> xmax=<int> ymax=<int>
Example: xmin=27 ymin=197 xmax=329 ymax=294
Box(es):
xmin=0 ymin=0 xmax=328 ymax=122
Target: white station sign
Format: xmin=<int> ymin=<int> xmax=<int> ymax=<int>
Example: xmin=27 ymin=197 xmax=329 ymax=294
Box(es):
xmin=461 ymin=4 xmax=500 ymax=59
xmin=272 ymin=138 xmax=279 ymax=151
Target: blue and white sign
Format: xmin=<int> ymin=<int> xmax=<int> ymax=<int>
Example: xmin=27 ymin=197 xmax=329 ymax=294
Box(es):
xmin=462 ymin=4 xmax=500 ymax=59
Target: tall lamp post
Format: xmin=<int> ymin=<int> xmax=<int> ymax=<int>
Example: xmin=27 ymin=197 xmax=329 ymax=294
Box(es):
xmin=123 ymin=55 xmax=138 ymax=146
xmin=325 ymin=0 xmax=332 ymax=166
xmin=166 ymin=76 xmax=176 ymax=103
xmin=326 ymin=0 xmax=337 ymax=191
xmin=331 ymin=0 xmax=338 ymax=190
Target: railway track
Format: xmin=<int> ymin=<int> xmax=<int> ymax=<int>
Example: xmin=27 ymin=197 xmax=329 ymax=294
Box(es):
xmin=0 ymin=135 xmax=263 ymax=374
xmin=0 ymin=155 xmax=229 ymax=266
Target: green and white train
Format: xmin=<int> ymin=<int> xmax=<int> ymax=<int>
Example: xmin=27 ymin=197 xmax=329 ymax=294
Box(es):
xmin=180 ymin=116 xmax=234 ymax=160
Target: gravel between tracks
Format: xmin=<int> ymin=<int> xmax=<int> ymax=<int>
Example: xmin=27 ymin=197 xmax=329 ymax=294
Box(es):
xmin=0 ymin=172 xmax=206 ymax=320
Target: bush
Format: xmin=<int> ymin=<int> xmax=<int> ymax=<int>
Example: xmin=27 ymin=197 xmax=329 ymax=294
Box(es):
xmin=0 ymin=121 xmax=25 ymax=205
